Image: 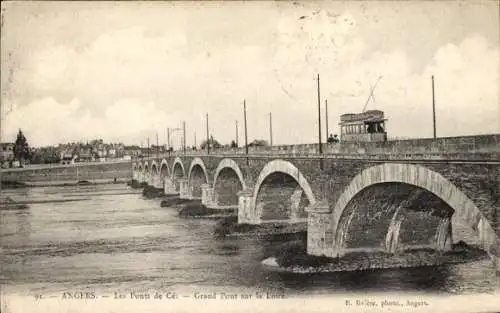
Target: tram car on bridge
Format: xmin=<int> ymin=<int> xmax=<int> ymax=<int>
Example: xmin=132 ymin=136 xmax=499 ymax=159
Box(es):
xmin=339 ymin=110 xmax=388 ymax=142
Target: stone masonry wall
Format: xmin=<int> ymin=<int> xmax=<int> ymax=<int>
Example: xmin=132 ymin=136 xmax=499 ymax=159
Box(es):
xmin=1 ymin=161 xmax=132 ymax=183
xmin=143 ymin=155 xmax=499 ymax=239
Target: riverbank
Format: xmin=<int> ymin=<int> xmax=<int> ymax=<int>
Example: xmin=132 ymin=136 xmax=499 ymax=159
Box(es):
xmin=159 ymin=196 xmax=192 ymax=207
xmin=1 ymin=179 xmax=127 ymax=189
xmin=0 ymin=196 xmax=29 ymax=210
xmin=262 ymin=240 xmax=489 ymax=273
xmin=127 ymin=179 xmax=148 ymax=189
xmin=213 ymin=216 xmax=307 ymax=239
xmin=141 ymin=185 xmax=165 ymax=198
xmin=160 ymin=196 xmax=235 ymax=219
xmin=128 ymin=180 xmax=236 ymax=219
xmin=178 ymin=203 xmax=235 ymax=218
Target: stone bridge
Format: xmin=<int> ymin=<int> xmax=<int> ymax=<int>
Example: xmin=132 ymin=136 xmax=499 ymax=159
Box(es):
xmin=132 ymin=135 xmax=500 ymax=268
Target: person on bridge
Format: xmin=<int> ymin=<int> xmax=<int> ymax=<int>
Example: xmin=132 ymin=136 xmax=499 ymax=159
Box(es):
xmin=327 ymin=134 xmax=339 ymax=144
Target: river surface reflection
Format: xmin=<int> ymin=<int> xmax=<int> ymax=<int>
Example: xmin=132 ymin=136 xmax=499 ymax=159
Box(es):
xmin=1 ymin=184 xmax=499 ymax=297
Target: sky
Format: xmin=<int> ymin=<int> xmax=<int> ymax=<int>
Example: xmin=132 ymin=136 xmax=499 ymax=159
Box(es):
xmin=1 ymin=1 xmax=499 ymax=147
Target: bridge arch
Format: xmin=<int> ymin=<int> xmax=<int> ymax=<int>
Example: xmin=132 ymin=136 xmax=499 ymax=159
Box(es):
xmin=171 ymin=157 xmax=185 ymax=192
xmin=143 ymin=161 xmax=150 ymax=184
xmin=212 ymin=158 xmax=246 ymax=206
xmin=252 ymin=159 xmax=316 ymax=221
xmin=132 ymin=162 xmax=138 ymax=180
xmin=332 ymin=163 xmax=498 ymax=256
xmin=187 ymin=157 xmax=209 ymax=198
xmin=150 ymin=160 xmax=159 ymax=175
xmin=159 ymin=159 xmax=170 ymax=178
xmin=136 ymin=163 xmax=143 ymax=182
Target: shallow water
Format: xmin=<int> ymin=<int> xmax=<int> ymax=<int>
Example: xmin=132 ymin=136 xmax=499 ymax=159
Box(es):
xmin=1 ymin=184 xmax=499 ymax=298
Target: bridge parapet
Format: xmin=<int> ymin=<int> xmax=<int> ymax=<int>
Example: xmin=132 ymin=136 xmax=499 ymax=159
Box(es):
xmin=136 ymin=134 xmax=499 ymax=161
xmin=138 ymin=152 xmax=498 ymax=164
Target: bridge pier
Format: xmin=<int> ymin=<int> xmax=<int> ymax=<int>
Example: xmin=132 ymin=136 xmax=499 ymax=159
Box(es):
xmin=306 ymin=201 xmax=335 ymax=257
xmin=152 ymin=174 xmax=163 ymax=189
xmin=237 ymin=188 xmax=260 ymax=224
xmin=436 ymin=217 xmax=453 ymax=252
xmin=201 ymin=184 xmax=215 ymax=206
xmin=385 ymin=207 xmax=405 ymax=254
xmin=179 ymin=179 xmax=190 ymax=199
xmin=164 ymin=177 xmax=177 ymax=195
xmin=188 ymin=185 xmax=198 ymax=200
xmin=289 ymin=188 xmax=305 ymax=222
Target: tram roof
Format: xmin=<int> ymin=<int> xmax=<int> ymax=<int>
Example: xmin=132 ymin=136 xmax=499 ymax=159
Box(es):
xmin=340 ymin=110 xmax=386 ymax=123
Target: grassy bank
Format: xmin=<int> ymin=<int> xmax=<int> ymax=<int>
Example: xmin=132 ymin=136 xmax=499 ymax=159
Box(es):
xmin=213 ymin=216 xmax=307 ymax=239
xmin=0 ymin=196 xmax=29 ymax=210
xmin=160 ymin=196 xmax=194 ymax=207
xmin=127 ymin=179 xmax=148 ymax=189
xmin=213 ymin=216 xmax=257 ymax=238
xmin=0 ymin=180 xmax=29 ymax=189
xmin=1 ymin=179 xmax=122 ymax=189
xmin=142 ymin=185 xmax=165 ymax=198
xmin=178 ymin=203 xmax=235 ymax=218
xmin=267 ymin=240 xmax=489 ymax=273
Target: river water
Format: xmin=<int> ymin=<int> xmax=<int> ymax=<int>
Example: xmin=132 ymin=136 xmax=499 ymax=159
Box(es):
xmin=1 ymin=184 xmax=499 ymax=300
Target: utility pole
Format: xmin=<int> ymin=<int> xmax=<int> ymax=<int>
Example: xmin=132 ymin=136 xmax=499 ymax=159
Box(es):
xmin=182 ymin=121 xmax=186 ymax=154
xmin=156 ymin=132 xmax=159 ymax=159
xmin=269 ymin=112 xmax=273 ymax=146
xmin=194 ymin=132 xmax=196 ymax=149
xmin=167 ymin=128 xmax=170 ymax=150
xmin=317 ymin=74 xmax=322 ymax=154
xmin=244 ymin=100 xmax=248 ymax=157
xmin=325 ymin=99 xmax=329 ymax=142
xmin=147 ymin=137 xmax=150 ymax=159
xmin=206 ymin=113 xmax=210 ymax=154
xmin=432 ymin=75 xmax=437 ymax=140
xmin=0 ymin=100 xmax=3 ymax=151
xmin=235 ymin=120 xmax=239 ymax=147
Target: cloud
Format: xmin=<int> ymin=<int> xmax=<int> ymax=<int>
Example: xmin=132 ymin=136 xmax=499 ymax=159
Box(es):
xmin=5 ymin=97 xmax=182 ymax=146
xmin=2 ymin=6 xmax=498 ymax=146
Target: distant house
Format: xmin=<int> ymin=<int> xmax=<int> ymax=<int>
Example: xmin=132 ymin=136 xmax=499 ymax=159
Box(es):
xmin=96 ymin=149 xmax=107 ymax=158
xmin=60 ymin=152 xmax=77 ymax=165
xmin=123 ymin=145 xmax=142 ymax=158
xmin=107 ymin=148 xmax=116 ymax=158
xmin=140 ymin=147 xmax=152 ymax=156
xmin=78 ymin=147 xmax=94 ymax=162
xmin=1 ymin=143 xmax=15 ymax=168
xmin=0 ymin=142 xmax=14 ymax=164
xmin=151 ymin=145 xmax=166 ymax=153
xmin=248 ymin=140 xmax=269 ymax=147
xmin=114 ymin=144 xmax=125 ymax=158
